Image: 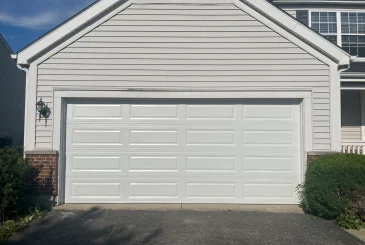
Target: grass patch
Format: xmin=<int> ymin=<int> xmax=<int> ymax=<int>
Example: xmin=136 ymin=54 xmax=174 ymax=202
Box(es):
xmin=0 ymin=206 xmax=46 ymax=244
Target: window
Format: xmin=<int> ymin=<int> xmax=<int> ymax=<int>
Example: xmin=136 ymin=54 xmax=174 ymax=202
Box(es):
xmin=341 ymin=12 xmax=365 ymax=56
xmin=311 ymin=12 xmax=338 ymax=44
xmin=303 ymin=11 xmax=365 ymax=57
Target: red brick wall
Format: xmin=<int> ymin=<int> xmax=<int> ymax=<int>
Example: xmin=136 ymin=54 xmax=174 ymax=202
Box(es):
xmin=307 ymin=152 xmax=338 ymax=164
xmin=25 ymin=152 xmax=58 ymax=196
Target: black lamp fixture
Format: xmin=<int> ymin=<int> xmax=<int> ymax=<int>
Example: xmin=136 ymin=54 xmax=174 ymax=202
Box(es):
xmin=36 ymin=98 xmax=51 ymax=122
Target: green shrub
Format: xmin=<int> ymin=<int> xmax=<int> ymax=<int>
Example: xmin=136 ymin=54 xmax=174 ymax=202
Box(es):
xmin=299 ymin=154 xmax=365 ymax=228
xmin=335 ymin=209 xmax=365 ymax=230
xmin=0 ymin=205 xmax=45 ymax=243
xmin=0 ymin=147 xmax=32 ymax=222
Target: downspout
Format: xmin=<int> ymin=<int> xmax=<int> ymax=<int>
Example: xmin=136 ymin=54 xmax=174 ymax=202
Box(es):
xmin=16 ymin=63 xmax=29 ymax=155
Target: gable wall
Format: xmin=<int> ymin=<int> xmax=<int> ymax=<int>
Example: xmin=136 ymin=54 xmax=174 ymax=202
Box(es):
xmin=35 ymin=1 xmax=331 ymax=150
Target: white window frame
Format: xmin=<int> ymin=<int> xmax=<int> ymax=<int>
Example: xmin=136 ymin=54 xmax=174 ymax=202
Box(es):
xmin=308 ymin=9 xmax=365 ymax=59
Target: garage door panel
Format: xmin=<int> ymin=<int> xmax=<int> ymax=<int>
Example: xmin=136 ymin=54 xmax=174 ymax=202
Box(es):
xmin=185 ymin=156 xmax=236 ymax=172
xmin=71 ymin=129 xmax=123 ymax=145
xmin=129 ymin=155 xmax=179 ymax=172
xmin=65 ymin=100 xmax=301 ymax=204
xmin=186 ymin=183 xmax=236 ymax=198
xmin=129 ymin=129 xmax=179 ymax=145
xmin=243 ymin=104 xmax=297 ymax=120
xmin=128 ymin=182 xmax=179 ymax=199
xmin=67 ymin=104 xmax=124 ymax=121
xmin=186 ymin=130 xmax=236 ymax=145
xmin=68 ymin=155 xmax=123 ymax=173
xmin=187 ymin=104 xmax=236 ymax=119
xmin=65 ymin=179 xmax=123 ymax=202
xmin=129 ymin=104 xmax=179 ymax=119
xmin=243 ymin=154 xmax=299 ymax=173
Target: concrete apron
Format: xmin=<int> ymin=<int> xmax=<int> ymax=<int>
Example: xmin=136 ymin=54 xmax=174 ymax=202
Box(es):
xmin=54 ymin=204 xmax=303 ymax=213
xmin=346 ymin=229 xmax=365 ymax=242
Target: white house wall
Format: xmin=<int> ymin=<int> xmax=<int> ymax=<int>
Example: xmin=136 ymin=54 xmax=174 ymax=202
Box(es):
xmin=33 ymin=1 xmax=332 ymax=151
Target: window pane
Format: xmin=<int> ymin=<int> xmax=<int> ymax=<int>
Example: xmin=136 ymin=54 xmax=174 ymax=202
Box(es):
xmin=312 ymin=23 xmax=320 ymax=32
xmin=359 ymin=36 xmax=365 ymax=44
xmin=311 ymin=12 xmax=319 ymax=22
xmin=320 ymin=23 xmax=329 ymax=33
xmin=329 ymin=23 xmax=337 ymax=33
xmin=342 ymin=23 xmax=349 ymax=33
xmin=350 ymin=23 xmax=357 ymax=34
xmin=324 ymin=35 xmax=337 ymax=44
xmin=342 ymin=35 xmax=365 ymax=57
xmin=296 ymin=10 xmax=309 ymax=26
xmin=359 ymin=47 xmax=365 ymax=57
xmin=359 ymin=24 xmax=365 ymax=34
xmin=359 ymin=13 xmax=365 ymax=24
xmin=311 ymin=11 xmax=337 ymax=37
xmin=329 ymin=12 xmax=337 ymax=22
xmin=349 ymin=13 xmax=357 ymax=23
xmin=341 ymin=12 xmax=349 ymax=22
xmin=320 ymin=12 xmax=328 ymax=22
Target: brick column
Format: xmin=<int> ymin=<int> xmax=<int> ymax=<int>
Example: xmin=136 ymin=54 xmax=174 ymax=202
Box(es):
xmin=307 ymin=152 xmax=338 ymax=164
xmin=25 ymin=151 xmax=58 ymax=198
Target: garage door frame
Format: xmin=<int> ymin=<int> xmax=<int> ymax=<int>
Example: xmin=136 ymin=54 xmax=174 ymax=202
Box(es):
xmin=53 ymin=89 xmax=313 ymax=205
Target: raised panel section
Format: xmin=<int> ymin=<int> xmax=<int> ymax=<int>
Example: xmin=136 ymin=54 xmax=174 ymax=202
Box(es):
xmin=65 ymin=99 xmax=302 ymax=204
xmin=130 ymin=105 xmax=178 ymax=119
xmin=187 ymin=130 xmax=235 ymax=145
xmin=71 ymin=183 xmax=121 ymax=197
xmin=72 ymin=105 xmax=122 ymax=119
xmin=186 ymin=183 xmax=235 ymax=198
xmin=243 ymin=105 xmax=292 ymax=119
xmin=244 ymin=184 xmax=293 ymax=198
xmin=186 ymin=156 xmax=235 ymax=171
xmin=71 ymin=156 xmax=122 ymax=172
xmin=243 ymin=157 xmax=293 ymax=172
xmin=187 ymin=105 xmax=235 ymax=119
xmin=129 ymin=183 xmax=178 ymax=198
xmin=73 ymin=130 xmax=122 ymax=145
xmin=243 ymin=131 xmax=292 ymax=145
xmin=129 ymin=156 xmax=178 ymax=172
xmin=129 ymin=130 xmax=178 ymax=145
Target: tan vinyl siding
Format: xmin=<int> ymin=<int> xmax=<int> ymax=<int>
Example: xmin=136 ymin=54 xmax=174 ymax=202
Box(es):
xmin=341 ymin=90 xmax=362 ymax=142
xmin=37 ymin=2 xmax=331 ymax=150
xmin=283 ymin=9 xmax=296 ymax=18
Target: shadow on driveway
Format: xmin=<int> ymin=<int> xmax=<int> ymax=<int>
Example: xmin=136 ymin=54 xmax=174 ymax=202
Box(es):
xmin=5 ymin=207 xmax=162 ymax=245
xmin=5 ymin=209 xmax=365 ymax=245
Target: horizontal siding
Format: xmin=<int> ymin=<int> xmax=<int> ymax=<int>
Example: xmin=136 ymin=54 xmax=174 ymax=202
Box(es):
xmin=283 ymin=9 xmax=296 ymax=18
xmin=37 ymin=2 xmax=331 ymax=151
xmin=0 ymin=39 xmax=25 ymax=146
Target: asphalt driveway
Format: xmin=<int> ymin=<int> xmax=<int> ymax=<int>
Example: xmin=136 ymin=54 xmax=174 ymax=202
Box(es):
xmin=5 ymin=208 xmax=365 ymax=245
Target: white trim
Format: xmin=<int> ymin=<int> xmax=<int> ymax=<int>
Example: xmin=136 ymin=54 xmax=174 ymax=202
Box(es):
xmin=16 ymin=0 xmax=350 ymax=66
xmin=53 ymin=89 xmax=313 ymax=204
xmin=341 ymin=87 xmax=365 ymax=90
xmin=337 ymin=11 xmax=342 ymax=47
xmin=331 ymin=65 xmax=342 ymax=151
xmin=17 ymin=65 xmax=29 ymax=153
xmin=25 ymin=64 xmax=37 ymax=151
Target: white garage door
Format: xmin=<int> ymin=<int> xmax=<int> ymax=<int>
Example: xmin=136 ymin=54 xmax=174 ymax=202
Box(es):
xmin=65 ymin=99 xmax=302 ymax=204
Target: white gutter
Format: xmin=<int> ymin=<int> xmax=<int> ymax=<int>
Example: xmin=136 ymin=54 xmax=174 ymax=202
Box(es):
xmin=16 ymin=63 xmax=29 ymax=154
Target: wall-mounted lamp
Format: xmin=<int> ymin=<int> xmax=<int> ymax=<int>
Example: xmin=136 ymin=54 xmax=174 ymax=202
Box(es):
xmin=36 ymin=98 xmax=51 ymax=123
